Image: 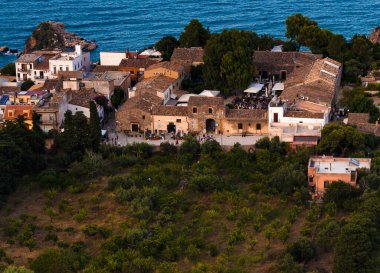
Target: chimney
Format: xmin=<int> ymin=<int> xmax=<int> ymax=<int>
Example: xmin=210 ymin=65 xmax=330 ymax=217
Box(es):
xmin=75 ymin=45 xmax=82 ymax=55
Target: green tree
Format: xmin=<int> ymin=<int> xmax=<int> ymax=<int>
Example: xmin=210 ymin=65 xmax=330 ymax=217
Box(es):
xmin=327 ymin=34 xmax=346 ymax=61
xmin=89 ymin=101 xmax=101 ymax=152
xmin=21 ymin=80 xmax=35 ymax=91
xmin=30 ymin=248 xmax=87 ymax=273
xmin=340 ymin=87 xmax=380 ymax=121
xmin=287 ymin=238 xmax=316 ymax=262
xmin=179 ymin=19 xmax=210 ymax=48
xmin=110 ymin=87 xmax=124 ymax=108
xmin=155 ymin=36 xmax=179 ymax=61
xmin=317 ymin=124 xmax=364 ymax=156
xmin=285 ymin=13 xmax=317 ymax=46
xmin=333 ymin=223 xmax=372 ymax=273
xmin=203 ymin=29 xmax=255 ymax=95
xmin=351 ymin=35 xmax=373 ymax=64
xmin=0 ymin=63 xmax=16 ymax=76
xmin=323 ymin=181 xmax=362 ymax=209
xmin=58 ymin=110 xmax=90 ymax=156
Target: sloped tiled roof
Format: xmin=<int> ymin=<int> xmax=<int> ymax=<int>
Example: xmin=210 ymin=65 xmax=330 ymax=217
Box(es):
xmin=119 ymin=58 xmax=159 ymax=68
xmin=226 ymin=109 xmax=267 ymax=119
xmin=284 ymin=110 xmax=325 ymax=119
xmin=171 ymin=47 xmax=204 ymax=63
xmin=188 ymin=96 xmax=224 ymax=106
xmin=69 ymin=88 xmax=98 ymax=108
xmin=348 ymin=113 xmax=370 ymax=125
xmin=136 ymin=75 xmax=176 ymax=94
xmin=146 ymin=61 xmax=184 ymax=73
xmin=152 ymin=105 xmax=188 ymax=116
xmin=92 ymin=65 xmax=119 ymax=73
xmin=118 ymin=92 xmax=162 ymax=113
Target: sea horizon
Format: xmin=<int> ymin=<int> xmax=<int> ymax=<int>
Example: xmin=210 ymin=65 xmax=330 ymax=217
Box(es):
xmin=1 ymin=0 xmax=379 ymax=68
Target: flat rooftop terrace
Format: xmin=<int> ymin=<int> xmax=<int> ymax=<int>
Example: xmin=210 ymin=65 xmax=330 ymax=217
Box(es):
xmin=310 ymin=157 xmax=371 ymax=174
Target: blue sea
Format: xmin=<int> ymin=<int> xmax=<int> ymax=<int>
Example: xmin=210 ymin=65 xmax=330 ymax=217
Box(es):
xmin=1 ymin=0 xmax=379 ymax=68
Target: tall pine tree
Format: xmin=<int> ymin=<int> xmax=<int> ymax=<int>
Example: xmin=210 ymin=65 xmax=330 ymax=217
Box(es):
xmin=89 ymin=101 xmax=101 ymax=152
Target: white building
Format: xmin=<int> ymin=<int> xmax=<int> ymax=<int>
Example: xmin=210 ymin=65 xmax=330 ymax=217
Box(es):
xmin=15 ymin=45 xmax=91 ymax=83
xmin=49 ymin=45 xmax=91 ymax=76
xmin=100 ymin=51 xmax=129 ymax=66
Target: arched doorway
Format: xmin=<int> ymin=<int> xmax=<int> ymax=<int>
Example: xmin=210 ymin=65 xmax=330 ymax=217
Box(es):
xmin=206 ymin=119 xmax=216 ymax=133
xmin=167 ymin=122 xmax=176 ymax=133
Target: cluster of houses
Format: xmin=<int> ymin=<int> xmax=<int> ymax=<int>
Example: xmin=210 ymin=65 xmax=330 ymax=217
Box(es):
xmin=0 ymin=43 xmax=376 ymax=196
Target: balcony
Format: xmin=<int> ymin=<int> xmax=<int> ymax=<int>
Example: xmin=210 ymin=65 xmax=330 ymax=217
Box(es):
xmin=17 ymin=68 xmax=29 ymax=72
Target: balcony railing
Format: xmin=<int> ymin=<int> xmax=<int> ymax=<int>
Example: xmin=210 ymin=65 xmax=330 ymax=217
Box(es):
xmin=17 ymin=68 xmax=29 ymax=72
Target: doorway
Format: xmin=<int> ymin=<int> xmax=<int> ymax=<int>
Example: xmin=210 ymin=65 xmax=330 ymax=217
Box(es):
xmin=206 ymin=119 xmax=216 ymax=132
xmin=167 ymin=122 xmax=176 ymax=133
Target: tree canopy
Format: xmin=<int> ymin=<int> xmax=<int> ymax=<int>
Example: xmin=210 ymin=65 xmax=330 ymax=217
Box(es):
xmin=154 ymin=36 xmax=179 ymax=61
xmin=203 ymin=29 xmax=256 ymax=95
xmin=179 ymin=19 xmax=210 ymax=48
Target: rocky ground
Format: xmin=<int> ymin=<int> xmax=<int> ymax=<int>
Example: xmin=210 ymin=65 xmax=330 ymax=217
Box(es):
xmin=47 ymin=21 xmax=97 ymax=51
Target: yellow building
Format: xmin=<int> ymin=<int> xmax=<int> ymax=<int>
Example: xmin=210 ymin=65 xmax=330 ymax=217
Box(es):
xmin=144 ymin=61 xmax=185 ymax=90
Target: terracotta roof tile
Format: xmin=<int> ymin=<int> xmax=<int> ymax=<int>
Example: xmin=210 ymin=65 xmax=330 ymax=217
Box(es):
xmin=69 ymin=88 xmax=98 ymax=108
xmin=136 ymin=75 xmax=176 ymax=93
xmin=226 ymin=109 xmax=267 ymax=119
xmin=146 ymin=61 xmax=184 ymax=73
xmin=92 ymin=65 xmax=119 ymax=73
xmin=152 ymin=105 xmax=188 ymax=116
xmin=188 ymin=96 xmax=224 ymax=106
xmin=119 ymin=58 xmax=159 ymax=68
xmin=284 ymin=110 xmax=325 ymax=119
xmin=348 ymin=113 xmax=370 ymax=125
xmin=171 ymin=47 xmax=204 ymax=63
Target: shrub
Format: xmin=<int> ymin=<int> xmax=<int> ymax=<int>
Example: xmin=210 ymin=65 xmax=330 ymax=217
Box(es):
xmin=82 ymin=224 xmax=111 ymax=239
xmin=287 ymin=238 xmax=316 ymax=262
xmin=3 ymin=218 xmax=22 ymax=237
xmin=160 ymin=142 xmax=178 ymax=156
xmin=324 ymin=181 xmax=362 ymax=209
xmin=107 ymin=175 xmax=134 ymax=191
xmin=228 ymin=228 xmax=246 ymax=245
xmin=74 ymin=208 xmax=88 ymax=223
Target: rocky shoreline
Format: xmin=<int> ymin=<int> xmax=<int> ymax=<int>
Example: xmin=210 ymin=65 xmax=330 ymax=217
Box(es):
xmin=48 ymin=21 xmax=97 ymax=51
xmin=23 ymin=21 xmax=97 ymax=53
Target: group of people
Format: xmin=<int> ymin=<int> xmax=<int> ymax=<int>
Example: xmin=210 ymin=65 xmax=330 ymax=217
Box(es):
xmin=233 ymin=96 xmax=271 ymax=110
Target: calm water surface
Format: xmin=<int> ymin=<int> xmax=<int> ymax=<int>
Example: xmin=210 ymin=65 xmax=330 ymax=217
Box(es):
xmin=0 ymin=0 xmax=379 ymax=67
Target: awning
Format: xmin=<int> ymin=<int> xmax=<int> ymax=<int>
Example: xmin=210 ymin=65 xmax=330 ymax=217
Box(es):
xmin=272 ymin=83 xmax=284 ymax=91
xmin=244 ymin=83 xmax=264 ymax=94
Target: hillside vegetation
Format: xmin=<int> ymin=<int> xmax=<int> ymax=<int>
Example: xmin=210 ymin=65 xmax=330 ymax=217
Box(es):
xmin=1 ymin=125 xmax=380 ymax=272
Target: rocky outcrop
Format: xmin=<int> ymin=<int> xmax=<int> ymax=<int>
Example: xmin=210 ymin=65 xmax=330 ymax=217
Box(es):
xmin=24 ymin=21 xmax=97 ymax=52
xmin=369 ymin=26 xmax=380 ymax=44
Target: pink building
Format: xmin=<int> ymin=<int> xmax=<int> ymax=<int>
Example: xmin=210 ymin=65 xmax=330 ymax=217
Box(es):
xmin=308 ymin=156 xmax=371 ymax=196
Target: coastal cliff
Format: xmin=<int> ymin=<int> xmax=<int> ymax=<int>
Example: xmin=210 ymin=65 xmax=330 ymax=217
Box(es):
xmin=369 ymin=26 xmax=380 ymax=44
xmin=24 ymin=21 xmax=97 ymax=52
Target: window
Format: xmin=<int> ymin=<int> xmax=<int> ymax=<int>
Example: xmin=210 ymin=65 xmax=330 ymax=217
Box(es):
xmin=324 ymin=181 xmax=330 ymax=188
xmin=8 ymin=110 xmax=13 ymax=117
xmin=176 ymin=119 xmax=181 ymax=123
xmin=29 ymin=64 xmax=32 ymax=69
xmin=208 ymin=108 xmax=213 ymax=114
xmin=309 ymin=176 xmax=313 ymax=183
xmin=256 ymin=123 xmax=261 ymax=130
xmin=130 ymin=71 xmax=134 ymax=74
xmin=238 ymin=123 xmax=243 ymax=130
xmin=59 ymin=67 xmax=63 ymax=71
xmin=142 ymin=115 xmax=145 ymax=120
xmin=193 ymin=107 xmax=197 ymax=113
xmin=66 ymin=66 xmax=69 ymax=71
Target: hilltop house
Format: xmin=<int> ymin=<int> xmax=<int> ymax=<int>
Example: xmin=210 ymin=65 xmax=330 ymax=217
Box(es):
xmin=255 ymin=51 xmax=343 ymax=148
xmin=15 ymin=45 xmax=91 ymax=83
xmin=308 ymin=156 xmax=371 ymax=196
